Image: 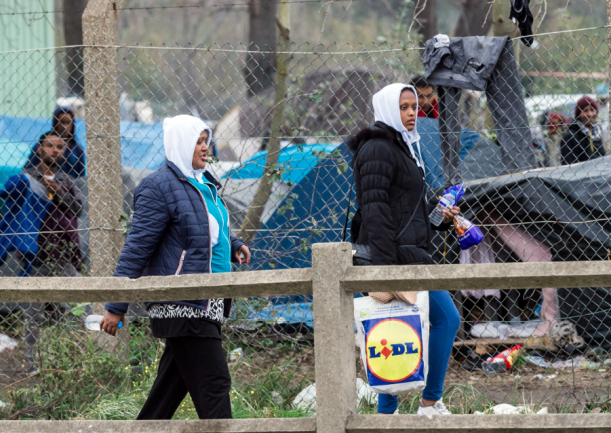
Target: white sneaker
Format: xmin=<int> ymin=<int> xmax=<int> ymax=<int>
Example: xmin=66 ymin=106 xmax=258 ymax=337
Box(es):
xmin=417 ymin=400 xmax=451 ymax=415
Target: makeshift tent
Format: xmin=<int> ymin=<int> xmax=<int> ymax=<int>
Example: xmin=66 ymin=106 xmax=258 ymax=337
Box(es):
xmin=434 ymin=156 xmax=611 ymax=347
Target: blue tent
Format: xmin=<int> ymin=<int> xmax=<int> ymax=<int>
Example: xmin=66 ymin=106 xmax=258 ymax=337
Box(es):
xmin=248 ymin=118 xmax=503 ymax=272
xmin=243 ymin=119 xmax=503 ymax=326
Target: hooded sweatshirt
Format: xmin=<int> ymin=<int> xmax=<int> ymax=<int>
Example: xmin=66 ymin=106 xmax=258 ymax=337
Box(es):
xmin=372 ymin=83 xmax=424 ymax=171
xmin=163 ymin=115 xmax=231 ymax=273
xmin=163 ymin=115 xmax=212 ymax=182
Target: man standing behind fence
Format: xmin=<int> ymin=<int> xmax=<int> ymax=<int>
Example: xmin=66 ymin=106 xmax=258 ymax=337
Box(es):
xmin=0 ymin=132 xmax=83 ymax=277
xmin=0 ymin=131 xmax=83 ymax=371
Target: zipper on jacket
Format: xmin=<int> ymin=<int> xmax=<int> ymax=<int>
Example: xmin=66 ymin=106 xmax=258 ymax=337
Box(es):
xmin=175 ymin=250 xmax=187 ymax=275
xmin=188 ymin=184 xmax=213 ymax=273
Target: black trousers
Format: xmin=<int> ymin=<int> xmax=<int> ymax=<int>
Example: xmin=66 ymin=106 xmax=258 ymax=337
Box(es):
xmin=137 ymin=336 xmax=232 ymax=420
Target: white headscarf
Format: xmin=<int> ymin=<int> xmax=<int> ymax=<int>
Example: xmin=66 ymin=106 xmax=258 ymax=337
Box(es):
xmin=372 ymin=83 xmax=424 ymax=171
xmin=163 ymin=115 xmax=212 ymax=183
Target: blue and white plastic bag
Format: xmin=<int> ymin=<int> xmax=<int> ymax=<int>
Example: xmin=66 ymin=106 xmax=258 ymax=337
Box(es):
xmin=354 ymin=294 xmax=429 ymax=394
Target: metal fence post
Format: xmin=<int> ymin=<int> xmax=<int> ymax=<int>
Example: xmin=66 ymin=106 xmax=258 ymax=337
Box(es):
xmin=82 ymin=0 xmax=128 ymax=353
xmin=313 ymin=242 xmax=356 ymax=433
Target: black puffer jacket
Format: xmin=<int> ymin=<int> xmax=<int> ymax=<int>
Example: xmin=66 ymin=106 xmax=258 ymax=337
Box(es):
xmin=560 ymin=123 xmax=605 ymax=165
xmin=347 ymin=121 xmax=449 ymax=266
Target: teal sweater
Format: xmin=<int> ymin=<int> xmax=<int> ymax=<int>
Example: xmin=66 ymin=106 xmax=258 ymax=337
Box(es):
xmin=188 ymin=177 xmax=231 ymax=273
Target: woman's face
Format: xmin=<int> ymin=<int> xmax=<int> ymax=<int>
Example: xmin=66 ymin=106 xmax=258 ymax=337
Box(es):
xmin=55 ymin=112 xmax=74 ymax=139
xmin=578 ymin=106 xmax=598 ymax=128
xmin=192 ymin=130 xmax=209 ymax=170
xmin=399 ymin=90 xmax=418 ymax=131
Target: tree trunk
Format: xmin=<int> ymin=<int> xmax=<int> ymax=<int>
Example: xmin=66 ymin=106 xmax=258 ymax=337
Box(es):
xmin=418 ymin=0 xmax=437 ymax=43
xmin=238 ymin=4 xmax=290 ymax=243
xmin=454 ymin=0 xmax=494 ymax=37
xmin=63 ymin=0 xmax=87 ymax=97
xmin=245 ymin=0 xmax=278 ymax=97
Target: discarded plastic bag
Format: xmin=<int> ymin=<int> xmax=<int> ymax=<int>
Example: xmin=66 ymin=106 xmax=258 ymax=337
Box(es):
xmin=354 ymin=294 xmax=429 ymax=394
xmin=0 ymin=334 xmax=17 ymax=353
xmin=291 ymin=378 xmax=378 ymax=413
xmin=475 ymin=404 xmax=548 ymax=415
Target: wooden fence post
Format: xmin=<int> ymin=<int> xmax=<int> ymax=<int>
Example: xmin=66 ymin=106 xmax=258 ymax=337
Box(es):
xmin=82 ymin=0 xmax=128 ymax=354
xmin=313 ymin=242 xmax=356 ymax=433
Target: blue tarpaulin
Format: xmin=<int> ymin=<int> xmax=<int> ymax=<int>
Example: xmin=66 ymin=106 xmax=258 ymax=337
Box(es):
xmin=223 ymin=143 xmax=340 ymax=185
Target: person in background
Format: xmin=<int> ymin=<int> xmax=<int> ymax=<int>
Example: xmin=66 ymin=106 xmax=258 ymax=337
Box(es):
xmin=560 ymin=96 xmax=605 ymax=165
xmin=26 ymin=107 xmax=86 ymax=178
xmin=412 ymin=75 xmax=439 ymax=119
xmin=0 ymin=131 xmax=83 ymax=370
xmin=100 ymin=115 xmax=251 ymax=420
xmin=1 ymin=132 xmax=84 ymax=277
xmin=347 ymin=84 xmax=460 ymax=415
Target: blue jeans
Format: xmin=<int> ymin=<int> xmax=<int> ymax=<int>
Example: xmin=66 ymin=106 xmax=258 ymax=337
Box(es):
xmin=377 ymin=290 xmax=460 ymax=413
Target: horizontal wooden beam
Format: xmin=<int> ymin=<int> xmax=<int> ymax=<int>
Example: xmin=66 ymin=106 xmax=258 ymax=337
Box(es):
xmin=346 ymin=414 xmax=611 ymax=433
xmin=341 ymin=261 xmax=611 ymax=293
xmin=0 ymin=417 xmax=316 ymax=433
xmin=0 ymin=268 xmax=312 ymax=302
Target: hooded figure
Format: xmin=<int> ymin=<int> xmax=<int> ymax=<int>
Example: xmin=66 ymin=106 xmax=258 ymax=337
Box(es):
xmin=163 ymin=115 xmax=212 ymax=182
xmin=560 ymin=96 xmax=605 ymax=165
xmin=346 ymin=83 xmax=460 ymax=416
xmin=25 ymin=107 xmax=86 ymax=178
xmin=102 ymin=115 xmax=250 ymax=420
xmin=372 ymin=83 xmax=424 ymax=171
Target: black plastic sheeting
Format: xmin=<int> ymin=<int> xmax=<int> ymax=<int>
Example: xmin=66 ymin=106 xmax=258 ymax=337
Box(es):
xmin=430 ymin=156 xmax=611 ymax=347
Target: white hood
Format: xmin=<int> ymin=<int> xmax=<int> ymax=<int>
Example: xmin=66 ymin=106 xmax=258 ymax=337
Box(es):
xmin=163 ymin=115 xmax=212 ymax=182
xmin=372 ymin=83 xmax=424 ymax=170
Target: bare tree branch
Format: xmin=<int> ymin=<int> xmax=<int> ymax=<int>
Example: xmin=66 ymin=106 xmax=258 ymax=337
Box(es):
xmin=407 ymin=0 xmax=428 ymax=39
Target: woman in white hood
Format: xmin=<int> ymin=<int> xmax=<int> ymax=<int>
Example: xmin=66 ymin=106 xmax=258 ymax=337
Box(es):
xmin=100 ymin=115 xmax=251 ymax=420
xmin=347 ymin=84 xmax=460 ymax=415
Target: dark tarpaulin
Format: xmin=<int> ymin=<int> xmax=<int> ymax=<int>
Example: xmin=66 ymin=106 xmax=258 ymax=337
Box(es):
xmin=430 ymin=156 xmax=611 ymax=347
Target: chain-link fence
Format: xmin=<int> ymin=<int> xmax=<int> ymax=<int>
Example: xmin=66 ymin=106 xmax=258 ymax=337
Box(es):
xmin=1 ymin=26 xmax=611 ymax=419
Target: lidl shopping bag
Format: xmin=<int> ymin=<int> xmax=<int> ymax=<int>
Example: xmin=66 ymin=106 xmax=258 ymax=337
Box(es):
xmin=354 ymin=294 xmax=429 ymax=394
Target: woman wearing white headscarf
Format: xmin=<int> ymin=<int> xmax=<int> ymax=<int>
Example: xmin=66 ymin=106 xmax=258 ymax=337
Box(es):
xmin=347 ymin=84 xmax=460 ymax=415
xmin=100 ymin=115 xmax=251 ymax=419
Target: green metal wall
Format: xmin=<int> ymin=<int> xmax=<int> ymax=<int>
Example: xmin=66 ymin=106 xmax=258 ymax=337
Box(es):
xmin=0 ymin=0 xmax=56 ymax=118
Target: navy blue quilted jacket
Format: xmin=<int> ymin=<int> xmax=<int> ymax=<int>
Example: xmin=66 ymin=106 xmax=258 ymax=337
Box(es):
xmin=105 ymin=160 xmax=246 ymax=319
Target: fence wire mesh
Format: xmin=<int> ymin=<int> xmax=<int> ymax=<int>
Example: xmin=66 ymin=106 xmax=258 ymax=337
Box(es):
xmin=1 ymin=27 xmax=611 ymax=419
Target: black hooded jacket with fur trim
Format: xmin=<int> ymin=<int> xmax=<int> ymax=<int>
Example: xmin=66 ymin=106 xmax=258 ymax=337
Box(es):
xmin=346 ymin=121 xmax=449 ymax=266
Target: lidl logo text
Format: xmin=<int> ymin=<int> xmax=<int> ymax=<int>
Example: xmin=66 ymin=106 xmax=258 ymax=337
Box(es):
xmin=365 ymin=318 xmax=422 ymax=383
xmin=368 ymin=342 xmax=419 ymax=359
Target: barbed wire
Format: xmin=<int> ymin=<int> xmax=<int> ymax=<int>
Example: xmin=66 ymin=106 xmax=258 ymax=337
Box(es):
xmin=0 ymin=0 xmax=351 ymax=17
xmin=0 ymin=22 xmax=607 ymax=55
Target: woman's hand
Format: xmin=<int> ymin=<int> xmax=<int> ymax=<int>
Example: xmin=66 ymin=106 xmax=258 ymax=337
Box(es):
xmin=234 ymin=245 xmax=251 ymax=265
xmin=100 ymin=311 xmax=124 ymax=336
xmin=438 ymin=196 xmax=460 ymax=225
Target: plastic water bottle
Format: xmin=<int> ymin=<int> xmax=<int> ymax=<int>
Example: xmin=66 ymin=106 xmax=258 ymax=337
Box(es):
xmin=429 ymin=190 xmax=457 ymax=227
xmin=84 ymin=314 xmax=122 ymax=331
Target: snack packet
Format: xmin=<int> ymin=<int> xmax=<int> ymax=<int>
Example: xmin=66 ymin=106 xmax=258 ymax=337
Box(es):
xmin=430 ymin=183 xmax=483 ymax=249
xmin=454 ymin=215 xmax=484 ymax=250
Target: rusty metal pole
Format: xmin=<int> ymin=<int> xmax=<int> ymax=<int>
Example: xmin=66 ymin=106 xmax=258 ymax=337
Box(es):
xmin=82 ymin=0 xmax=128 ymax=354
